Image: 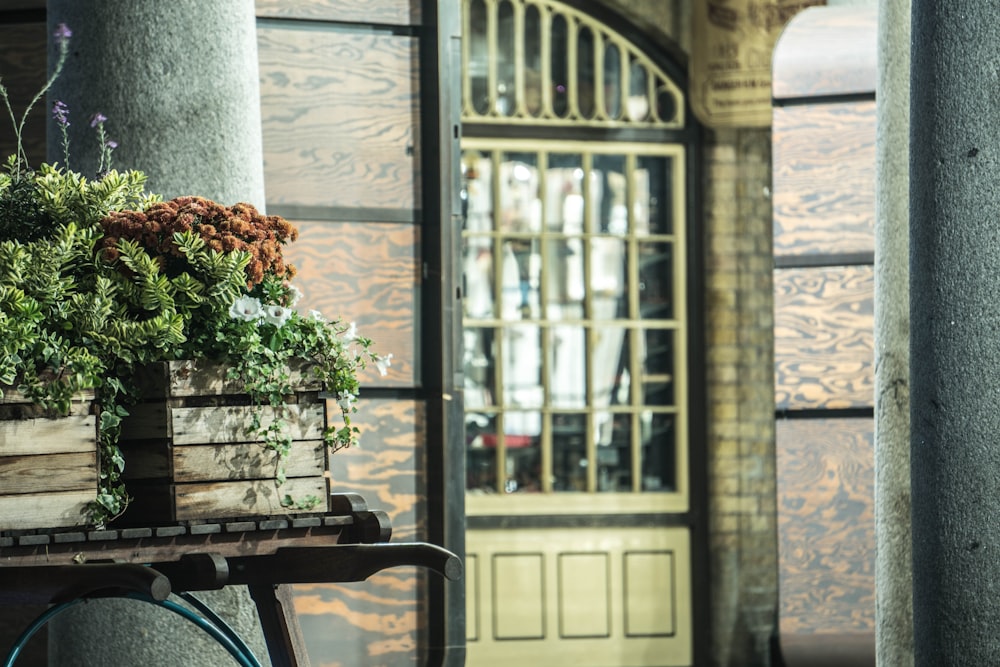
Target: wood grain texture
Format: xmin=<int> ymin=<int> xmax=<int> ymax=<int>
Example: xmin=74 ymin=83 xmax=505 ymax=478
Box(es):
xmin=0 ymin=415 xmax=96 ymax=454
xmin=258 ymin=25 xmax=420 ymax=209
xmin=0 ymin=451 xmax=95 ymax=494
xmin=774 ymin=266 xmax=874 ymax=410
xmin=119 ymin=363 xmax=329 ymax=521
xmin=172 ymin=441 xmax=323 ymax=482
xmin=773 ymin=102 xmax=876 ymax=259
xmin=329 ymin=399 xmax=424 ymax=541
xmin=772 ymin=6 xmax=876 ymax=99
xmin=171 ymin=404 xmax=325 ymax=445
xmin=120 ymin=402 xmax=325 ymax=443
xmin=0 ymin=491 xmax=95 ymax=532
xmin=776 ymin=417 xmax=874 ymax=635
xmin=293 ymin=570 xmax=424 ymax=667
xmin=173 ymin=476 xmax=328 ymax=520
xmin=283 ymin=220 xmax=417 ymax=388
xmin=0 ymin=23 xmax=45 ymax=166
xmin=131 ymin=359 xmax=320 ymax=398
xmin=298 ymin=397 xmax=425 ymax=666
xmin=256 ymin=0 xmax=421 ymax=25
xmin=0 ymin=390 xmax=95 ymax=513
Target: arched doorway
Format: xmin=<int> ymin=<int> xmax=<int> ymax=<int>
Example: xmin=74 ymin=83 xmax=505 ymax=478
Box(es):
xmin=460 ymin=1 xmax=703 ymax=664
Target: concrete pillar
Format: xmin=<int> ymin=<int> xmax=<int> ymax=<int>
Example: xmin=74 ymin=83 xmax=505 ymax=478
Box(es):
xmin=44 ymin=2 xmax=271 ymax=665
xmin=909 ymin=2 xmax=1000 ymax=664
xmin=874 ymin=0 xmax=913 ymax=664
xmin=46 ymin=0 xmax=265 ymax=204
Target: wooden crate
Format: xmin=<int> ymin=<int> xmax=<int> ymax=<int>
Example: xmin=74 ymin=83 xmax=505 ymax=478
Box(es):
xmin=0 ymin=388 xmax=98 ymax=531
xmin=119 ymin=360 xmax=331 ymax=523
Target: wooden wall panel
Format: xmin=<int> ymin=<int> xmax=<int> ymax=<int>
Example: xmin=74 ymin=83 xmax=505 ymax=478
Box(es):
xmin=772 ymin=8 xmax=878 ymax=660
xmin=258 ymin=9 xmax=429 ymax=665
xmin=776 ymin=417 xmax=874 ymax=635
xmin=493 ymin=553 xmax=545 ymax=639
xmin=330 ymin=399 xmax=425 ymax=541
xmin=774 ymin=266 xmax=873 ymax=410
xmin=296 ymin=398 xmax=425 ymax=665
xmin=258 ymin=25 xmax=419 ymax=210
xmin=772 ymin=102 xmax=875 ymax=259
xmin=294 ymin=571 xmax=425 ymax=667
xmin=282 ymin=220 xmax=417 ymax=388
xmin=558 ymin=553 xmax=610 ymax=638
xmin=256 ymin=0 xmax=421 ymax=26
xmin=772 ymin=6 xmax=877 ymax=99
xmin=0 ymin=23 xmax=46 ymax=166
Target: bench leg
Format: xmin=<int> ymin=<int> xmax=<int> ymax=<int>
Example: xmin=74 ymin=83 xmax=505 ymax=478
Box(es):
xmin=249 ymin=583 xmax=312 ymax=667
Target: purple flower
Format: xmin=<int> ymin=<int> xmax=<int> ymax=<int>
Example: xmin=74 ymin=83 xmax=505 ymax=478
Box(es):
xmin=52 ymin=23 xmax=72 ymax=45
xmin=51 ymin=100 xmax=70 ymax=127
xmin=90 ymin=113 xmax=107 ymax=128
xmin=105 ymin=140 xmax=118 ymax=149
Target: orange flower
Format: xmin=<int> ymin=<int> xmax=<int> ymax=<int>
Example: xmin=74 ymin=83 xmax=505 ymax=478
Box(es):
xmin=98 ymin=195 xmax=299 ymax=287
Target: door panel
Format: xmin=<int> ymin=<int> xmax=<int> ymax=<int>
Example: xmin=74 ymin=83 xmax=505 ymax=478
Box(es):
xmin=466 ymin=526 xmax=692 ymax=666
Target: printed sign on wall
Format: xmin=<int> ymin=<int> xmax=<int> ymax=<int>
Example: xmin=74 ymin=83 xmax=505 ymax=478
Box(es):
xmin=691 ymin=0 xmax=825 ymax=127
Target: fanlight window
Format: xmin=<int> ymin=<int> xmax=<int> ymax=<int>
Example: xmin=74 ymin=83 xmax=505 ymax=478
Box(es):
xmin=462 ymin=0 xmax=684 ymax=128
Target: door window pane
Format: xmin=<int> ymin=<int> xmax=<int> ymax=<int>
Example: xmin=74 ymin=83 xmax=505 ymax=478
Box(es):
xmin=552 ymin=413 xmax=587 ymax=491
xmin=464 ymin=326 xmax=497 ymax=409
xmin=591 ymin=155 xmax=628 ymax=233
xmin=641 ymin=413 xmax=675 ymax=491
xmin=638 ymin=241 xmax=674 ymax=320
xmin=467 ymin=413 xmax=499 ymax=492
xmin=597 ymin=413 xmax=633 ymax=492
xmin=636 ymin=156 xmax=673 ymax=235
xmin=591 ymin=326 xmax=628 ymax=407
xmin=545 ymin=155 xmax=585 ymax=231
xmin=502 ymin=323 xmax=543 ymax=409
xmin=503 ymin=412 xmax=542 ymax=493
xmin=500 ymin=153 xmax=541 ymax=233
xmin=590 ymin=238 xmax=627 ymax=318
xmin=642 ymin=328 xmax=675 ymax=406
xmin=549 ymin=324 xmax=587 ymax=408
xmin=463 ymin=235 xmax=495 ymax=318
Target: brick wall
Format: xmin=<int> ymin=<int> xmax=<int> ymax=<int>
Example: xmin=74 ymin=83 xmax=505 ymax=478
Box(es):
xmin=703 ymin=128 xmax=779 ymax=667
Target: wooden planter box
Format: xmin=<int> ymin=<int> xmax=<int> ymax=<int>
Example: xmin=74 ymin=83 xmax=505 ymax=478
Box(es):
xmin=0 ymin=389 xmax=98 ymax=531
xmin=118 ymin=360 xmax=331 ymax=523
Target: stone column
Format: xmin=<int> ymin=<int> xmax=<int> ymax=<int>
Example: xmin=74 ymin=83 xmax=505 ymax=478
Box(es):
xmin=909 ymin=1 xmax=1000 ymax=664
xmin=44 ymin=2 xmax=271 ymax=665
xmin=46 ymin=0 xmax=265 ymax=204
xmin=875 ymin=0 xmax=913 ymax=664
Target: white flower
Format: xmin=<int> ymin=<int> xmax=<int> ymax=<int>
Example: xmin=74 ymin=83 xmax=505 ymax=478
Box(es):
xmin=375 ymin=353 xmax=393 ymax=377
xmin=262 ymin=304 xmax=292 ymax=327
xmin=285 ymin=283 xmax=303 ymax=306
xmin=342 ymin=321 xmax=358 ymax=341
xmin=229 ymin=295 xmax=262 ymax=322
xmin=337 ymin=391 xmax=356 ymax=411
xmin=309 ymin=309 xmax=326 ymax=322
